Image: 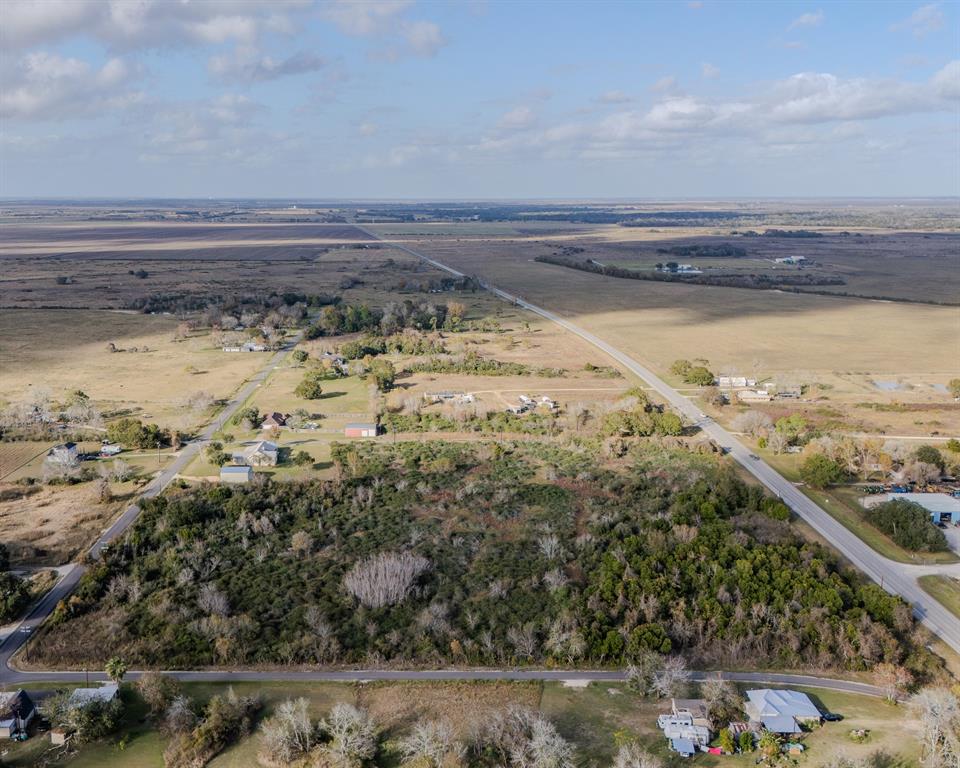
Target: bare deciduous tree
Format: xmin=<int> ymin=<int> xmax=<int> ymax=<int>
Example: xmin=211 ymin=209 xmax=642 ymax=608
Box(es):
xmin=652 ymin=655 xmax=691 ymax=698
xmin=343 ymin=551 xmax=431 ymax=609
xmin=399 ymin=719 xmax=463 ymax=767
xmin=260 ymin=697 xmax=316 ymax=765
xmin=198 ymin=583 xmax=230 ymax=617
xmin=613 ymin=743 xmax=663 ymax=768
xmin=910 ymin=687 xmax=960 ymax=767
xmin=730 ymin=411 xmax=772 ymax=437
xmin=321 ymin=703 xmax=378 ymax=766
xmin=164 ymin=695 xmax=196 ymax=735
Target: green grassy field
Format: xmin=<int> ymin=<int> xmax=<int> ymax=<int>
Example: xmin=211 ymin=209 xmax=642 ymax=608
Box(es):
xmin=0 ymin=681 xmax=919 ymax=768
xmin=919 ymin=575 xmax=960 ymax=619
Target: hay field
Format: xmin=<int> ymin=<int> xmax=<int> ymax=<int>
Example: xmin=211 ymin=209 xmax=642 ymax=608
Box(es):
xmin=0 ymin=309 xmax=266 ymax=429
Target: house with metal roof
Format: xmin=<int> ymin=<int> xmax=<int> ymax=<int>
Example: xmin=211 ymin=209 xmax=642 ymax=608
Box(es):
xmin=657 ymin=698 xmax=712 ymax=755
xmin=67 ymin=684 xmax=119 ymax=708
xmin=744 ymin=689 xmax=821 ymax=734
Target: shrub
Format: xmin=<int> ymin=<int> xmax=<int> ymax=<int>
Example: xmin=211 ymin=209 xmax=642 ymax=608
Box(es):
xmin=799 ymin=453 xmax=844 ymax=488
xmin=871 ymin=499 xmax=948 ymax=552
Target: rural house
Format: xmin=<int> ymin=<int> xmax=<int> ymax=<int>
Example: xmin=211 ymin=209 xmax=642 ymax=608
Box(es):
xmin=344 ymin=422 xmax=378 ymax=438
xmin=657 ymin=698 xmax=712 ymax=756
xmin=48 ymin=442 xmax=78 ymax=464
xmin=261 ymin=412 xmax=287 ymax=429
xmin=744 ymin=689 xmax=821 ymax=734
xmin=243 ymin=440 xmax=279 ymax=467
xmin=0 ymin=690 xmax=36 ymax=739
xmin=220 ymin=465 xmax=253 ymax=484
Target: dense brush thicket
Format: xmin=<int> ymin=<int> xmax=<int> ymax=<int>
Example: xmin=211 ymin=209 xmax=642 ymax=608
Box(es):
xmin=32 ymin=442 xmax=935 ymax=679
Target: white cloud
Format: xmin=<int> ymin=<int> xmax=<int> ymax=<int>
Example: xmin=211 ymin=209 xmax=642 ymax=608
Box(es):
xmin=788 ymin=10 xmax=824 ymax=30
xmin=358 ymin=122 xmax=378 ymax=136
xmin=209 ymin=47 xmax=326 ymax=83
xmin=701 ymin=63 xmax=720 ymax=79
xmin=598 ymin=90 xmax=632 ymax=104
xmin=459 ymin=65 xmax=960 ymax=163
xmin=400 ymin=21 xmax=447 ymax=57
xmin=0 ymin=51 xmax=141 ymax=120
xmin=321 ymin=0 xmax=412 ymax=36
xmin=932 ymin=60 xmax=960 ymax=100
xmin=891 ymin=3 xmax=944 ymax=38
xmin=498 ymin=106 xmax=536 ymax=130
xmin=651 ymin=75 xmax=678 ymax=93
xmin=0 ymin=0 xmax=311 ymax=50
xmin=687 ymin=1 xmax=704 ymax=8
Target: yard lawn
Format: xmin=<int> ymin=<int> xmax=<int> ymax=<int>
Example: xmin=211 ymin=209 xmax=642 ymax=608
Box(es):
xmin=0 ymin=310 xmax=268 ymax=432
xmin=0 ymin=681 xmax=920 ymax=767
xmin=180 ymin=437 xmax=335 ymax=481
xmin=759 ymin=451 xmax=958 ymax=565
xmin=919 ymin=574 xmax=960 ymax=619
xmin=244 ymin=369 xmax=374 ymax=425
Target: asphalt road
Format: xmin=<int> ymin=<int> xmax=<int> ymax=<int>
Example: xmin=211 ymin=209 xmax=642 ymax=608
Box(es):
xmin=368 ymin=229 xmax=960 ymax=655
xmin=0 ymin=665 xmax=889 ymax=700
xmin=0 ymin=339 xmax=299 ymax=679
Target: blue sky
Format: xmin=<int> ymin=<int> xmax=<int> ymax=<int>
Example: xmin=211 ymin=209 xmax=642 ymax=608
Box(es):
xmin=1 ymin=0 xmax=958 ymax=198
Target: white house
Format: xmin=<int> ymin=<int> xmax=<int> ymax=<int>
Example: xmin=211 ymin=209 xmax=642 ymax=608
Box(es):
xmin=744 ymin=689 xmax=821 ymax=734
xmin=657 ymin=698 xmax=712 ymax=753
xmin=48 ymin=442 xmax=79 ymax=464
xmin=243 ymin=440 xmax=279 ymax=467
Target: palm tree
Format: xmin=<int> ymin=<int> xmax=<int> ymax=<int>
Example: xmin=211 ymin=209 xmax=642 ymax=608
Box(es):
xmin=105 ymin=656 xmax=128 ymax=684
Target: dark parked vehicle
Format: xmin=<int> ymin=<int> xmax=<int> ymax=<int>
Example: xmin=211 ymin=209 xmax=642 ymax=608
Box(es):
xmin=822 ymin=713 xmax=843 ymax=722
xmin=749 ymin=454 xmax=760 ymax=460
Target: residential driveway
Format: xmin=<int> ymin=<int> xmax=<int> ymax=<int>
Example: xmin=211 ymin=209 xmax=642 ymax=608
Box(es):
xmin=942 ymin=524 xmax=960 ymax=555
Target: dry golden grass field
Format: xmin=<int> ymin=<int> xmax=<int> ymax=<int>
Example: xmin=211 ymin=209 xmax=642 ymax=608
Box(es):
xmin=382 ymin=228 xmax=960 ymax=438
xmin=0 ymin=309 xmax=266 ymax=430
xmin=0 ymin=481 xmax=128 ymax=566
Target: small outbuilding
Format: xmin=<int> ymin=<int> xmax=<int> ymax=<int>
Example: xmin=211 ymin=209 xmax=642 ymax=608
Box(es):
xmin=220 ymin=465 xmax=253 ymax=484
xmin=344 ymin=423 xmax=378 ymax=438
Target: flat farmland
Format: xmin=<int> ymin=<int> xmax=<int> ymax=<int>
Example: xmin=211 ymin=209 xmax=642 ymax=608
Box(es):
xmin=0 ymin=309 xmax=266 ymax=429
xmin=0 ymin=222 xmax=373 ymax=247
xmin=0 ymin=221 xmax=440 ymax=309
xmin=382 ymin=231 xmax=959 ymax=437
xmin=0 ymin=441 xmax=52 ymax=479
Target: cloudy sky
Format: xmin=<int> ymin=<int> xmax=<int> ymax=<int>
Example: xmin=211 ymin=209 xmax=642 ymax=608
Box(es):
xmin=1 ymin=0 xmax=958 ymax=198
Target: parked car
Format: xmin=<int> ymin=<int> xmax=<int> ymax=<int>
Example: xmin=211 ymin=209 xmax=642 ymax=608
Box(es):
xmin=822 ymin=713 xmax=843 ymax=722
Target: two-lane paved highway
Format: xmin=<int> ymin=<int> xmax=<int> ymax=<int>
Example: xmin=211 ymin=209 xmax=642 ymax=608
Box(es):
xmin=366 ymin=228 xmax=960 ymax=654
